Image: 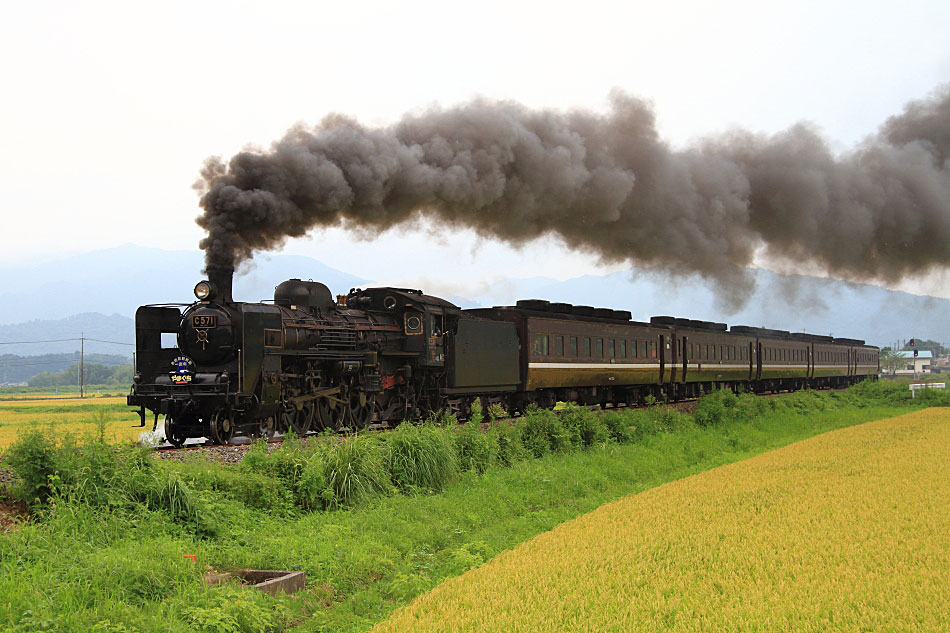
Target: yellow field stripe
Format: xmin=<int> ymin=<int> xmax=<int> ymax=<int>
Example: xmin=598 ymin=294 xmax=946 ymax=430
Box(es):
xmin=375 ymin=409 xmax=950 ymax=632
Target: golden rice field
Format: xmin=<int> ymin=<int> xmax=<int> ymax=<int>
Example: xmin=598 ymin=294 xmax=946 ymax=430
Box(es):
xmin=0 ymin=396 xmax=145 ymax=449
xmin=376 ymin=409 xmax=950 ymax=632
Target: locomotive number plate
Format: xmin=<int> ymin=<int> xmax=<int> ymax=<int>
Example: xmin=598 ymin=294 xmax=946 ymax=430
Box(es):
xmin=193 ymin=315 xmax=217 ymax=328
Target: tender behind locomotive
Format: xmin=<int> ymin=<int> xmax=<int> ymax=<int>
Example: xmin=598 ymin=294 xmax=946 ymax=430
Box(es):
xmin=129 ymin=268 xmax=878 ymax=446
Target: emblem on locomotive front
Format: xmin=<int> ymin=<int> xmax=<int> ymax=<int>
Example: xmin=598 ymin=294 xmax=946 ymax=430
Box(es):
xmin=170 ymin=356 xmax=195 ymax=384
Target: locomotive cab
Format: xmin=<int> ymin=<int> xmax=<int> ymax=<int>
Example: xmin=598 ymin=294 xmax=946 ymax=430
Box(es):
xmin=345 ymin=287 xmax=458 ymax=367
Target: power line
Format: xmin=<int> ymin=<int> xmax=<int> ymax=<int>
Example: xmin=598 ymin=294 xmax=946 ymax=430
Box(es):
xmin=0 ymin=359 xmax=131 ymax=369
xmin=0 ymin=337 xmax=133 ymax=346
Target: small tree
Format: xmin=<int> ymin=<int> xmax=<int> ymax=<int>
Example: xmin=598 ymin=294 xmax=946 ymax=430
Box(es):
xmin=879 ymin=347 xmax=905 ymax=377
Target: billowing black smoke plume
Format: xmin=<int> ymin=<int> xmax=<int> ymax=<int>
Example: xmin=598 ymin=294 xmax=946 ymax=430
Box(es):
xmin=196 ymin=86 xmax=950 ymax=304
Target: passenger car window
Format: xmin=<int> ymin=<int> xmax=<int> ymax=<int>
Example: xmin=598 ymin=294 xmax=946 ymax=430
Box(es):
xmin=569 ymin=336 xmax=577 ymax=356
xmin=531 ymin=334 xmax=549 ymax=356
xmin=555 ymin=336 xmax=564 ymax=356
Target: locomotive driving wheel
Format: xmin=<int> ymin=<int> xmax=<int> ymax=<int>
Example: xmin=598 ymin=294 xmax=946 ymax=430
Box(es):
xmin=280 ymin=401 xmax=313 ymax=436
xmin=258 ymin=416 xmax=276 ymax=439
xmin=315 ymin=394 xmax=345 ymax=432
xmin=164 ymin=416 xmax=186 ymax=448
xmin=210 ymin=411 xmax=234 ymax=444
xmin=347 ymin=390 xmax=375 ymax=430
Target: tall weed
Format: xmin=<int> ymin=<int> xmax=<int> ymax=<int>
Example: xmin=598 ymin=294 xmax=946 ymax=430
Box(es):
xmin=386 ymin=423 xmax=457 ymax=491
xmin=322 ymin=436 xmax=390 ymax=507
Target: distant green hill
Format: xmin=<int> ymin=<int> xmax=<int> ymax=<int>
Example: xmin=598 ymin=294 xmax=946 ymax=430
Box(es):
xmin=0 ymin=352 xmax=131 ymax=384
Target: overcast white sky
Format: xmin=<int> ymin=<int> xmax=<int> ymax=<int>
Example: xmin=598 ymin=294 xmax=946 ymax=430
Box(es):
xmin=1 ymin=0 xmax=948 ymax=296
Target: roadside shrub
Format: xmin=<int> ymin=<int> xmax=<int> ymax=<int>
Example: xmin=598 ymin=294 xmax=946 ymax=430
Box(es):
xmin=735 ymin=392 xmax=769 ymax=419
xmin=322 ymin=436 xmax=390 ymax=507
xmin=4 ymin=429 xmax=61 ymax=504
xmin=486 ymin=402 xmax=508 ymax=423
xmin=601 ymin=410 xmax=636 ymax=444
xmin=453 ymin=421 xmax=497 ymax=474
xmin=386 ymin=423 xmax=457 ymax=491
xmin=469 ymin=398 xmax=484 ymax=425
xmin=237 ymin=435 xmax=309 ymax=490
xmin=693 ymin=389 xmax=739 ymax=427
xmin=781 ymin=389 xmax=835 ymax=416
xmin=296 ymin=454 xmax=329 ymax=510
xmin=173 ymin=460 xmax=293 ymax=513
xmin=847 ymin=379 xmax=912 ymax=405
xmin=559 ymin=404 xmax=609 ymax=447
xmin=914 ymin=385 xmax=950 ymax=406
xmin=632 ymin=404 xmax=692 ymax=437
xmin=491 ymin=421 xmax=527 ymax=466
xmin=520 ymin=407 xmax=571 ymax=457
xmin=428 ymin=409 xmax=459 ymax=428
xmin=184 ymin=585 xmax=288 ymax=633
xmin=60 ymin=442 xmax=134 ymax=507
xmin=238 ymin=438 xmax=270 ymax=474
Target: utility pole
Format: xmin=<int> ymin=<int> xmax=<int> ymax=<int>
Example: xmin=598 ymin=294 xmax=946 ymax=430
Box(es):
xmin=80 ymin=334 xmax=84 ymax=399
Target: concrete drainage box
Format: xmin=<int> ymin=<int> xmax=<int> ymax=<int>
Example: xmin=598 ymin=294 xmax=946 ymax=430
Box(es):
xmin=206 ymin=569 xmax=306 ymax=595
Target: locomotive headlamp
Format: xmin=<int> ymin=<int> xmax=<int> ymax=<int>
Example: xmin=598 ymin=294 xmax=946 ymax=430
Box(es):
xmin=194 ymin=281 xmax=217 ymax=301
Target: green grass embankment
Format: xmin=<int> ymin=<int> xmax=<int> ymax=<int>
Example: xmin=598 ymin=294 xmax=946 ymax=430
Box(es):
xmin=0 ymin=381 xmax=940 ymax=632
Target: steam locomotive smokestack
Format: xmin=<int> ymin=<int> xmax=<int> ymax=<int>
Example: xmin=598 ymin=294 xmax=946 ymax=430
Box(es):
xmin=195 ymin=86 xmax=950 ymax=305
xmin=207 ymin=264 xmax=234 ymax=304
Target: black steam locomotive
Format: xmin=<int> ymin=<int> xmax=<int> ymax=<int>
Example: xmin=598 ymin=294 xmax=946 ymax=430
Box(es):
xmin=128 ymin=266 xmax=878 ymax=446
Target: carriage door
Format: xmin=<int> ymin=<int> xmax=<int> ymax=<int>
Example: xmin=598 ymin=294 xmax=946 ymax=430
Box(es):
xmin=681 ymin=335 xmax=688 ymax=383
xmin=658 ymin=334 xmax=666 ymax=384
xmin=755 ymin=341 xmax=763 ymax=380
xmin=748 ymin=341 xmax=754 ymax=380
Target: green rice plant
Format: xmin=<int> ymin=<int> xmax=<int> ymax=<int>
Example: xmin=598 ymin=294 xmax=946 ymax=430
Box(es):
xmin=453 ymin=421 xmax=496 ymax=474
xmin=322 ymin=435 xmax=390 ymax=507
xmin=385 ymin=422 xmax=457 ymax=491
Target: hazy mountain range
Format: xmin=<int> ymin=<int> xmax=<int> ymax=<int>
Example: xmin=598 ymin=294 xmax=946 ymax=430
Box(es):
xmin=1 ymin=245 xmax=946 ymax=368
